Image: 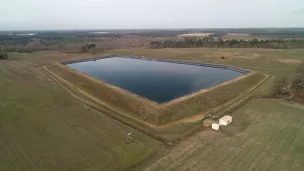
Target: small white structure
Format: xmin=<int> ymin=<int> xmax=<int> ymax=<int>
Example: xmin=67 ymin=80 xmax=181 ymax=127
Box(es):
xmin=212 ymin=123 xmax=220 ymax=130
xmin=126 ymin=132 xmax=133 ymax=143
xmin=219 ymin=115 xmax=233 ymax=126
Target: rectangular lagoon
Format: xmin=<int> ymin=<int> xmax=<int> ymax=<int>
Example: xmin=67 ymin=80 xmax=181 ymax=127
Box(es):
xmin=65 ymin=56 xmax=247 ymax=103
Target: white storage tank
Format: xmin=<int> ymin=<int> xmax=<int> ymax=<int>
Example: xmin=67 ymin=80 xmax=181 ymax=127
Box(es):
xmin=212 ymin=123 xmax=220 ymax=130
xmin=219 ymin=115 xmax=233 ymax=126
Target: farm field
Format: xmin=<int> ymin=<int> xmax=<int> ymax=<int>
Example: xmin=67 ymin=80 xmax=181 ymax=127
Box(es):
xmin=144 ymin=99 xmax=304 ymax=171
xmin=0 ymin=53 xmax=160 ymax=171
xmin=1 ymin=48 xmax=304 ymax=171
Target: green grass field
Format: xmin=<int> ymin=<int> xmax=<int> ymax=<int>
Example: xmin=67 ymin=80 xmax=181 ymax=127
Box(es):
xmin=2 ymin=48 xmax=304 ymax=171
xmin=0 ymin=53 xmax=160 ymax=171
xmin=145 ymin=99 xmax=304 ymax=171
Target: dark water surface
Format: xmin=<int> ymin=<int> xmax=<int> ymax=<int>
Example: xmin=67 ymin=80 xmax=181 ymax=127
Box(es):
xmin=66 ymin=57 xmax=245 ymax=103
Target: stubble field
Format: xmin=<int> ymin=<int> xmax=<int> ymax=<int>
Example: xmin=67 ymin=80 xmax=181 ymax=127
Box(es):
xmin=0 ymin=53 xmax=160 ymax=171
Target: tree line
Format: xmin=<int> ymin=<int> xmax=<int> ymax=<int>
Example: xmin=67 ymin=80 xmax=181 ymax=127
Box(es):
xmin=150 ymin=37 xmax=304 ymax=49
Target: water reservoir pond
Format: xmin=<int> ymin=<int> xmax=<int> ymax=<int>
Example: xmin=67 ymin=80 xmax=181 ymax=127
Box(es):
xmin=65 ymin=57 xmax=246 ymax=103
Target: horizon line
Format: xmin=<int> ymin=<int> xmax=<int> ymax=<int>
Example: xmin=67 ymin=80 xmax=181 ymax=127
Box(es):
xmin=1 ymin=27 xmax=304 ymax=32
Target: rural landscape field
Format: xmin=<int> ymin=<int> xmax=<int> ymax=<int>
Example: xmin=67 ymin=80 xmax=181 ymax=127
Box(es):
xmin=1 ymin=46 xmax=304 ymax=170
xmin=1 ymin=1 xmax=304 ymax=169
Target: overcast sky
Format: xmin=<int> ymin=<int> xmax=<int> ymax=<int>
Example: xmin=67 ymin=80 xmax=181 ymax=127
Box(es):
xmin=1 ymin=0 xmax=304 ymax=30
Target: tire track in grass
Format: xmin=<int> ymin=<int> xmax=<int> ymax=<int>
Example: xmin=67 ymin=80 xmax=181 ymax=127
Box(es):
xmin=145 ymin=135 xmax=213 ymax=170
xmin=216 ymin=101 xmax=268 ymax=171
xmin=246 ymin=144 xmax=274 ymax=171
xmin=287 ymin=121 xmax=304 ymax=171
xmin=3 ymin=79 xmax=117 ymax=170
xmin=277 ymin=111 xmax=304 ymax=171
xmin=196 ymin=136 xmax=247 ymax=171
xmin=203 ymin=136 xmax=248 ymax=171
xmin=257 ymin=102 xmax=302 ymax=171
xmin=270 ymin=108 xmax=302 ymax=171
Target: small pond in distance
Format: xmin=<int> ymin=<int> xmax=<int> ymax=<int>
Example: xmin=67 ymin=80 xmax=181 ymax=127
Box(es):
xmin=65 ymin=57 xmax=246 ymax=103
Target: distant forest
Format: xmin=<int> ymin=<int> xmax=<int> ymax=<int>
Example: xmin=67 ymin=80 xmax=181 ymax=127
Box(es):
xmin=150 ymin=37 xmax=304 ymax=49
xmin=1 ymin=28 xmax=304 ymax=53
xmin=127 ymin=28 xmax=304 ymax=37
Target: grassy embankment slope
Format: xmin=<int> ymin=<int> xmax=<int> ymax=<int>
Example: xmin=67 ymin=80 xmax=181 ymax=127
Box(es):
xmin=0 ymin=51 xmax=160 ymax=171
xmin=44 ymin=62 xmax=266 ymax=125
